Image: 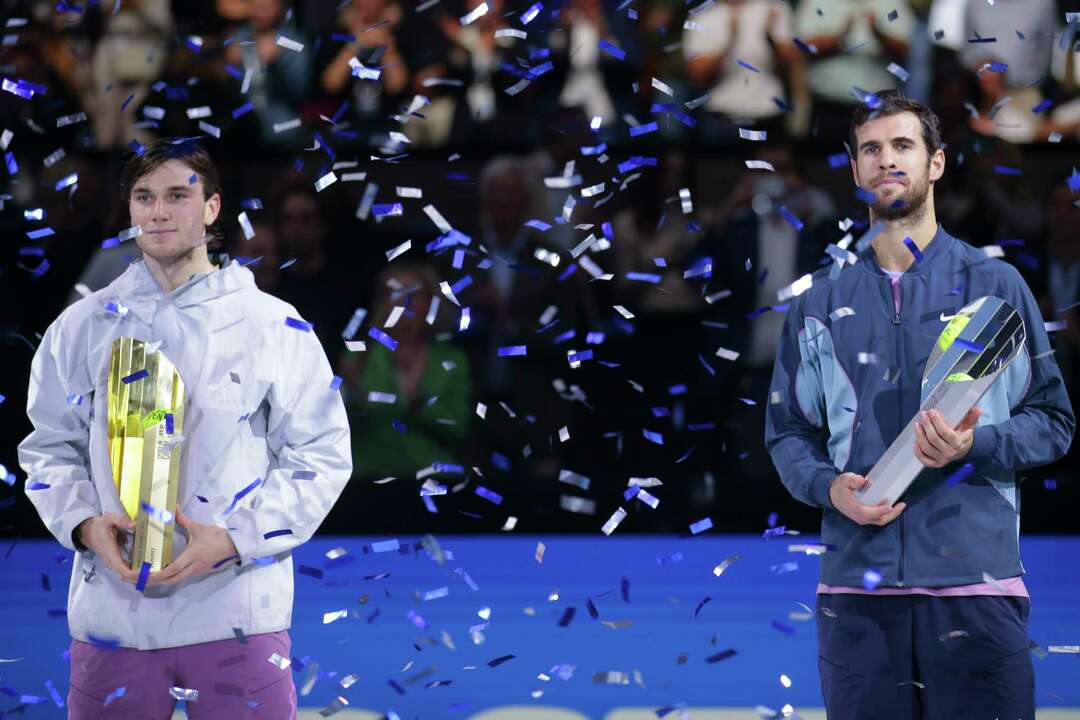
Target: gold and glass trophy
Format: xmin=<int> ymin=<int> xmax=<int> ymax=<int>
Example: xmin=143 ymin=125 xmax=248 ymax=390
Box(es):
xmin=107 ymin=337 xmax=186 ymax=571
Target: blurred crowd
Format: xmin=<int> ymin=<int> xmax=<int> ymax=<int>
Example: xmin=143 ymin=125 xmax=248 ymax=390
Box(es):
xmin=1 ymin=0 xmax=1078 ymax=151
xmin=0 ymin=0 xmax=1078 ymax=533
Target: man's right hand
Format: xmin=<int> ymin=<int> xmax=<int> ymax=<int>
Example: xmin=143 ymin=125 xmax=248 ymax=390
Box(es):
xmin=76 ymin=514 xmax=139 ymax=583
xmin=828 ymin=473 xmax=906 ymax=526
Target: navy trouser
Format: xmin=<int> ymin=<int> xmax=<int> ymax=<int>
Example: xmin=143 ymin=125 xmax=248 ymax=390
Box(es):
xmin=817 ymin=593 xmax=1035 ymax=720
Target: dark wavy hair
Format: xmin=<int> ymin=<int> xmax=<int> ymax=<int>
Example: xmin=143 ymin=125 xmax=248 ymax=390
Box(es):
xmin=120 ymin=137 xmax=224 ymax=249
xmin=849 ymin=89 xmax=943 ymax=160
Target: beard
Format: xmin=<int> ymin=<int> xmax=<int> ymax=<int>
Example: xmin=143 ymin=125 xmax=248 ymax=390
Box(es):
xmin=869 ymin=169 xmax=931 ymax=221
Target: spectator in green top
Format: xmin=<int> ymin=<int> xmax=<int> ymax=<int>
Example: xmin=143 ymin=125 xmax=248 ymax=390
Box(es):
xmin=339 ymin=261 xmax=472 ymax=480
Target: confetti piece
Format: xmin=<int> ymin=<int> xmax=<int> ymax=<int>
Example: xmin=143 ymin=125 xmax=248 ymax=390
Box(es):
xmin=135 ymin=562 xmax=151 ymax=592
xmin=593 ymin=671 xmax=629 ymax=684
xmin=167 ymin=686 xmax=199 ymax=703
xmin=713 ymin=555 xmax=739 ymax=576
xmin=629 ymin=122 xmax=658 ymax=137
xmin=1048 ymin=646 xmax=1080 ymax=653
xmin=953 ymin=339 xmax=985 ymax=353
xmin=601 ymin=507 xmax=627 ymax=535
xmin=738 ymin=128 xmax=767 ymax=141
xmin=778 ymin=206 xmax=803 ymax=231
xmin=104 ymin=687 xmax=126 ymax=705
xmin=275 ymin=34 xmax=304 ymax=52
xmin=368 ymin=327 xmax=399 ymax=351
xmin=745 ymin=160 xmax=775 ymax=171
xmin=599 ymin=39 xmax=625 ymax=61
xmin=689 ymin=517 xmax=713 ymax=535
xmin=121 ymin=369 xmax=149 ymax=384
xmin=460 ymin=2 xmax=489 ymax=25
xmin=56 ymin=112 xmax=87 ymax=128
xmin=521 ymin=2 xmax=542 ymax=23
xmin=736 ymin=59 xmax=760 ymax=73
xmin=488 ymin=654 xmax=515 ymax=667
xmin=715 ymin=347 xmax=739 ymax=362
xmin=268 ymin=653 xmax=291 ymax=670
xmin=475 ymin=486 xmax=503 ymax=505
xmin=234 ymin=211 xmax=256 ymax=242
xmin=498 ymin=345 xmax=527 ymax=357
xmin=560 ymin=495 xmax=596 ymax=514
xmin=863 ymin=568 xmax=882 ymax=590
xmin=285 ymin=317 xmax=313 ymax=332
xmin=886 ymin=62 xmax=910 ymax=82
xmin=903 ymin=237 xmax=923 ymax=263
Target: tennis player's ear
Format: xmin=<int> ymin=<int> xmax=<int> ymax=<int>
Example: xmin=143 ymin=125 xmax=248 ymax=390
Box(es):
xmin=203 ymin=192 xmax=221 ymax=226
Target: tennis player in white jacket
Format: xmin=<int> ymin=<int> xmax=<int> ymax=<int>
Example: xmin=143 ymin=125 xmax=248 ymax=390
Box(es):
xmin=19 ymin=138 xmax=351 ymax=719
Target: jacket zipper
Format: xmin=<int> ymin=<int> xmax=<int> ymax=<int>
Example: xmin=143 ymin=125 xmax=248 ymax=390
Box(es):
xmin=892 ymin=276 xmax=906 ymax=587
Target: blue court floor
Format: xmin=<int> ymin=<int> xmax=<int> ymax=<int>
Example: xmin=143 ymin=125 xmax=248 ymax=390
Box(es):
xmin=1 ymin=535 xmax=1078 ymax=719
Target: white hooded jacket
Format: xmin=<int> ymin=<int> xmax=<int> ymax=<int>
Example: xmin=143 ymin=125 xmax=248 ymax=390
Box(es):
xmin=19 ymin=259 xmax=352 ymax=650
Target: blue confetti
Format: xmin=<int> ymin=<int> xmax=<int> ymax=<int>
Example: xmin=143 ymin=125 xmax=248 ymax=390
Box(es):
xmin=626 ymin=272 xmax=662 ymax=283
xmin=475 ymin=486 xmax=503 ymax=505
xmin=225 ymin=478 xmax=263 ymax=515
xmin=689 ymin=517 xmax=713 ymax=535
xmin=121 ymin=369 xmax=149 ymax=384
xmin=368 ymin=327 xmax=399 ymax=351
xmin=298 ymin=564 xmax=323 ymax=579
xmin=55 ymin=173 xmax=78 ymax=190
xmin=285 ymin=316 xmax=313 ymax=332
xmin=778 ymin=205 xmax=803 ymax=231
xmin=5 ymin=152 xmax=17 ymax=175
xmin=1032 ymin=99 xmax=1052 ymax=114
xmin=643 ymin=429 xmax=664 ymax=445
xmin=598 ymin=39 xmax=625 ymax=61
xmin=629 ymin=122 xmax=658 ymax=137
xmin=135 ymin=561 xmax=151 ymax=592
xmin=954 ymin=339 xmax=985 ymax=353
xmin=828 ymin=153 xmax=849 ymax=168
xmin=104 ymin=687 xmax=126 ymax=706
xmin=26 ymin=227 xmax=55 ymax=240
xmin=862 ymin=568 xmax=882 ymax=590
xmin=855 ymin=187 xmax=877 ymax=205
xmin=903 ymin=236 xmax=923 ymax=263
xmin=736 ymin=59 xmax=760 ymax=73
xmin=330 ymin=375 xmax=343 ymax=390
xmin=944 ymin=462 xmax=975 ymax=487
xmin=993 ymin=165 xmax=1021 ymax=176
xmin=568 ymin=350 xmax=593 ymax=363
xmin=263 ymin=529 xmax=294 ymax=539
xmin=372 ymin=203 xmax=404 ymax=217
xmin=497 ymin=345 xmax=527 ymax=357
xmin=232 ymin=102 xmax=254 ymax=119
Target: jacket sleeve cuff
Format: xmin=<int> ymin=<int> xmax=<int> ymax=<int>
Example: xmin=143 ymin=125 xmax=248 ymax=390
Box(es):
xmin=967 ymin=424 xmax=998 ymax=465
xmin=810 ymin=469 xmax=837 ymax=510
xmin=65 ymin=511 xmax=100 ymax=554
xmin=225 ymin=521 xmax=258 ymax=567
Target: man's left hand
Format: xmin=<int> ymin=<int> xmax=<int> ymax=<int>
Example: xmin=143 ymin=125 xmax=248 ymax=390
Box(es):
xmin=147 ymin=509 xmax=239 ymax=586
xmin=914 ymin=407 xmax=981 ymax=468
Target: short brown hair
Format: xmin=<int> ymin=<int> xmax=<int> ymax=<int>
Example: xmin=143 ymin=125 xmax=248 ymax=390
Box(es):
xmin=849 ymin=90 xmax=943 ymax=160
xmin=120 ymin=137 xmax=224 ymax=249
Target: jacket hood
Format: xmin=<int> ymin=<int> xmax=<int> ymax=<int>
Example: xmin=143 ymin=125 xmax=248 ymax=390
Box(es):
xmin=103 ymin=258 xmax=255 ymax=324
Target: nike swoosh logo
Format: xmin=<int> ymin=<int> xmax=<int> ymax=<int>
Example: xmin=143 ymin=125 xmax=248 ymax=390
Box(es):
xmin=940 ymin=312 xmax=958 ymax=322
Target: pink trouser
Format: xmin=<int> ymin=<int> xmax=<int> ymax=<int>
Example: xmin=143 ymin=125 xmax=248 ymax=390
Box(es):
xmin=67 ymin=630 xmax=297 ymax=719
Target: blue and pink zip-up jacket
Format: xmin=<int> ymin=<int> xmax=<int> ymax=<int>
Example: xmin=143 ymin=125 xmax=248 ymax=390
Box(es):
xmin=765 ymin=225 xmax=1075 ymax=588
